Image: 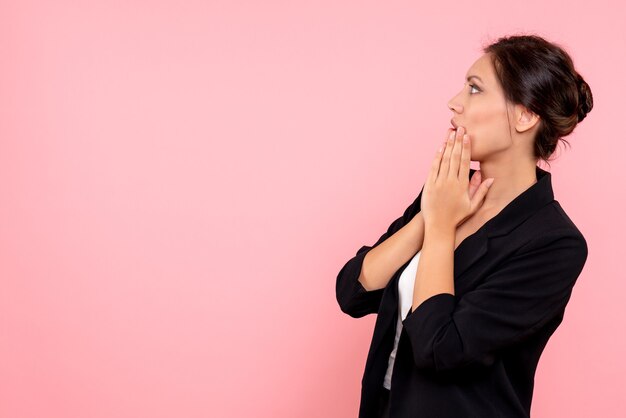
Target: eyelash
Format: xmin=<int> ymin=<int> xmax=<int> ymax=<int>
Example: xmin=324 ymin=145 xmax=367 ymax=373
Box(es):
xmin=468 ymin=83 xmax=481 ymax=94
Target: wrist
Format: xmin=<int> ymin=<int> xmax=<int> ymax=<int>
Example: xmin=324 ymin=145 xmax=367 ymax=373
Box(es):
xmin=424 ymin=220 xmax=456 ymax=237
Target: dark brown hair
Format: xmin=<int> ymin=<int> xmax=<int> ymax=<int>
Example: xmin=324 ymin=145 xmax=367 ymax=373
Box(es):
xmin=482 ymin=34 xmax=593 ymax=168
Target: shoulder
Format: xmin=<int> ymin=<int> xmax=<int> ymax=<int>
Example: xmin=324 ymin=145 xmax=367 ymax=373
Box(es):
xmin=519 ymin=201 xmax=588 ymax=257
xmin=487 ymin=200 xmax=588 ymax=265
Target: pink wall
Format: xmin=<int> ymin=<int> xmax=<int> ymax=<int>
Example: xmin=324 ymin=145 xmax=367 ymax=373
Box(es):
xmin=0 ymin=1 xmax=622 ymax=417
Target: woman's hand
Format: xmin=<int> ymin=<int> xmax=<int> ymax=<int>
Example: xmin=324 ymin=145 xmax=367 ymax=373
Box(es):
xmin=420 ymin=126 xmax=495 ymax=230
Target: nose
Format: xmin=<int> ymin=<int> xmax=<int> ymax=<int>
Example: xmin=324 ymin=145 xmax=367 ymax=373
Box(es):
xmin=448 ymin=98 xmax=462 ymax=113
xmin=448 ymin=89 xmax=463 ymax=113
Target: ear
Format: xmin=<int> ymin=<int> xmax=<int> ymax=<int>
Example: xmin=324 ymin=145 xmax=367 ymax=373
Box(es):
xmin=514 ymin=105 xmax=541 ymax=134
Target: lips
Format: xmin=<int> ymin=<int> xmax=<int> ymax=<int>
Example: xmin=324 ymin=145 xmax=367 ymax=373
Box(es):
xmin=450 ymin=119 xmax=458 ymax=129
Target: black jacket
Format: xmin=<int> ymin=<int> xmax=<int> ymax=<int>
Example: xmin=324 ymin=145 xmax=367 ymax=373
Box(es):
xmin=336 ymin=166 xmax=588 ymax=418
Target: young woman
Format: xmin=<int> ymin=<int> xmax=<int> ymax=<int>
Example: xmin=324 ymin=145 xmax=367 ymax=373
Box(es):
xmin=336 ymin=34 xmax=592 ymax=418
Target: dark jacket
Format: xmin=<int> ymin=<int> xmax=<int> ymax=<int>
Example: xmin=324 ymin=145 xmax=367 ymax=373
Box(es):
xmin=336 ymin=165 xmax=588 ymax=418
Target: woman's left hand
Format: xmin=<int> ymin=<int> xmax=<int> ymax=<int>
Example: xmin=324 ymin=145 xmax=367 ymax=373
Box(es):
xmin=420 ymin=126 xmax=495 ymax=230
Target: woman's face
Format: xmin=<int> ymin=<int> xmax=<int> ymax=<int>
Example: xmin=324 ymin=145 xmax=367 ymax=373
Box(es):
xmin=447 ymin=53 xmax=520 ymax=162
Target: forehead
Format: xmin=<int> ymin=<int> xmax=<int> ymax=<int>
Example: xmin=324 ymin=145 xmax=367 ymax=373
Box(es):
xmin=465 ymin=54 xmax=495 ymax=84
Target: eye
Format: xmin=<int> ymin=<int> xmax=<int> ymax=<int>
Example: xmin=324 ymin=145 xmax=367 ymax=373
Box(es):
xmin=468 ymin=83 xmax=481 ymax=94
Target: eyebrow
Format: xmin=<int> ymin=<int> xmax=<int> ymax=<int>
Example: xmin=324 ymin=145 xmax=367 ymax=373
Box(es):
xmin=466 ymin=75 xmax=484 ymax=84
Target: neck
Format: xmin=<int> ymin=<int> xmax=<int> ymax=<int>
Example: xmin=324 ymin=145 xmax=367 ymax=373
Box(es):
xmin=477 ymin=159 xmax=538 ymax=211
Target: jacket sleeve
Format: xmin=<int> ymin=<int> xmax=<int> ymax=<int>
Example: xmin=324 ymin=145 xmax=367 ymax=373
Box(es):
xmin=401 ymin=229 xmax=588 ymax=373
xmin=335 ymin=184 xmax=425 ymax=318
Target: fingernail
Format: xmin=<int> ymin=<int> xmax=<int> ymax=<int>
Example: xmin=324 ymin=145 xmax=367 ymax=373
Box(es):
xmin=486 ymin=178 xmax=495 ymax=187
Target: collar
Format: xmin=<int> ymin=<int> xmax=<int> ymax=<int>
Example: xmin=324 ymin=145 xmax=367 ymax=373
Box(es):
xmin=477 ymin=165 xmax=555 ymax=238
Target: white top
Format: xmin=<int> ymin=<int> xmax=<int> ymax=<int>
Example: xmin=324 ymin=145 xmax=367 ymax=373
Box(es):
xmin=383 ymin=249 xmax=422 ymax=390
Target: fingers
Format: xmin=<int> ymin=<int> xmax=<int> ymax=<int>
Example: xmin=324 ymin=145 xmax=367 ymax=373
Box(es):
xmin=448 ymin=126 xmax=465 ymax=179
xmin=468 ymin=169 xmax=481 ymax=199
xmin=430 ymin=129 xmax=452 ymax=182
xmin=433 ymin=126 xmax=470 ymax=183
xmin=439 ymin=129 xmax=456 ymax=180
xmin=459 ymin=131 xmax=471 ymax=181
xmin=447 ymin=127 xmax=469 ymax=180
xmin=470 ymin=178 xmax=495 ymax=212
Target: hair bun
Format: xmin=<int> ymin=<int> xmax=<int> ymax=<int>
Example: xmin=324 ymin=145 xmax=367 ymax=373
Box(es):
xmin=576 ymin=73 xmax=593 ymax=122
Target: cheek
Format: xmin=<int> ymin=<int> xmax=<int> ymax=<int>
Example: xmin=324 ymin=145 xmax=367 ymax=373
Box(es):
xmin=465 ymin=110 xmax=509 ymax=144
xmin=464 ymin=124 xmax=510 ymax=160
xmin=469 ymin=110 xmax=504 ymax=131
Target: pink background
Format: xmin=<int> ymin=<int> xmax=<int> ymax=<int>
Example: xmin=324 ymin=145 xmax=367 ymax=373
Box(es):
xmin=1 ymin=1 xmax=623 ymax=417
